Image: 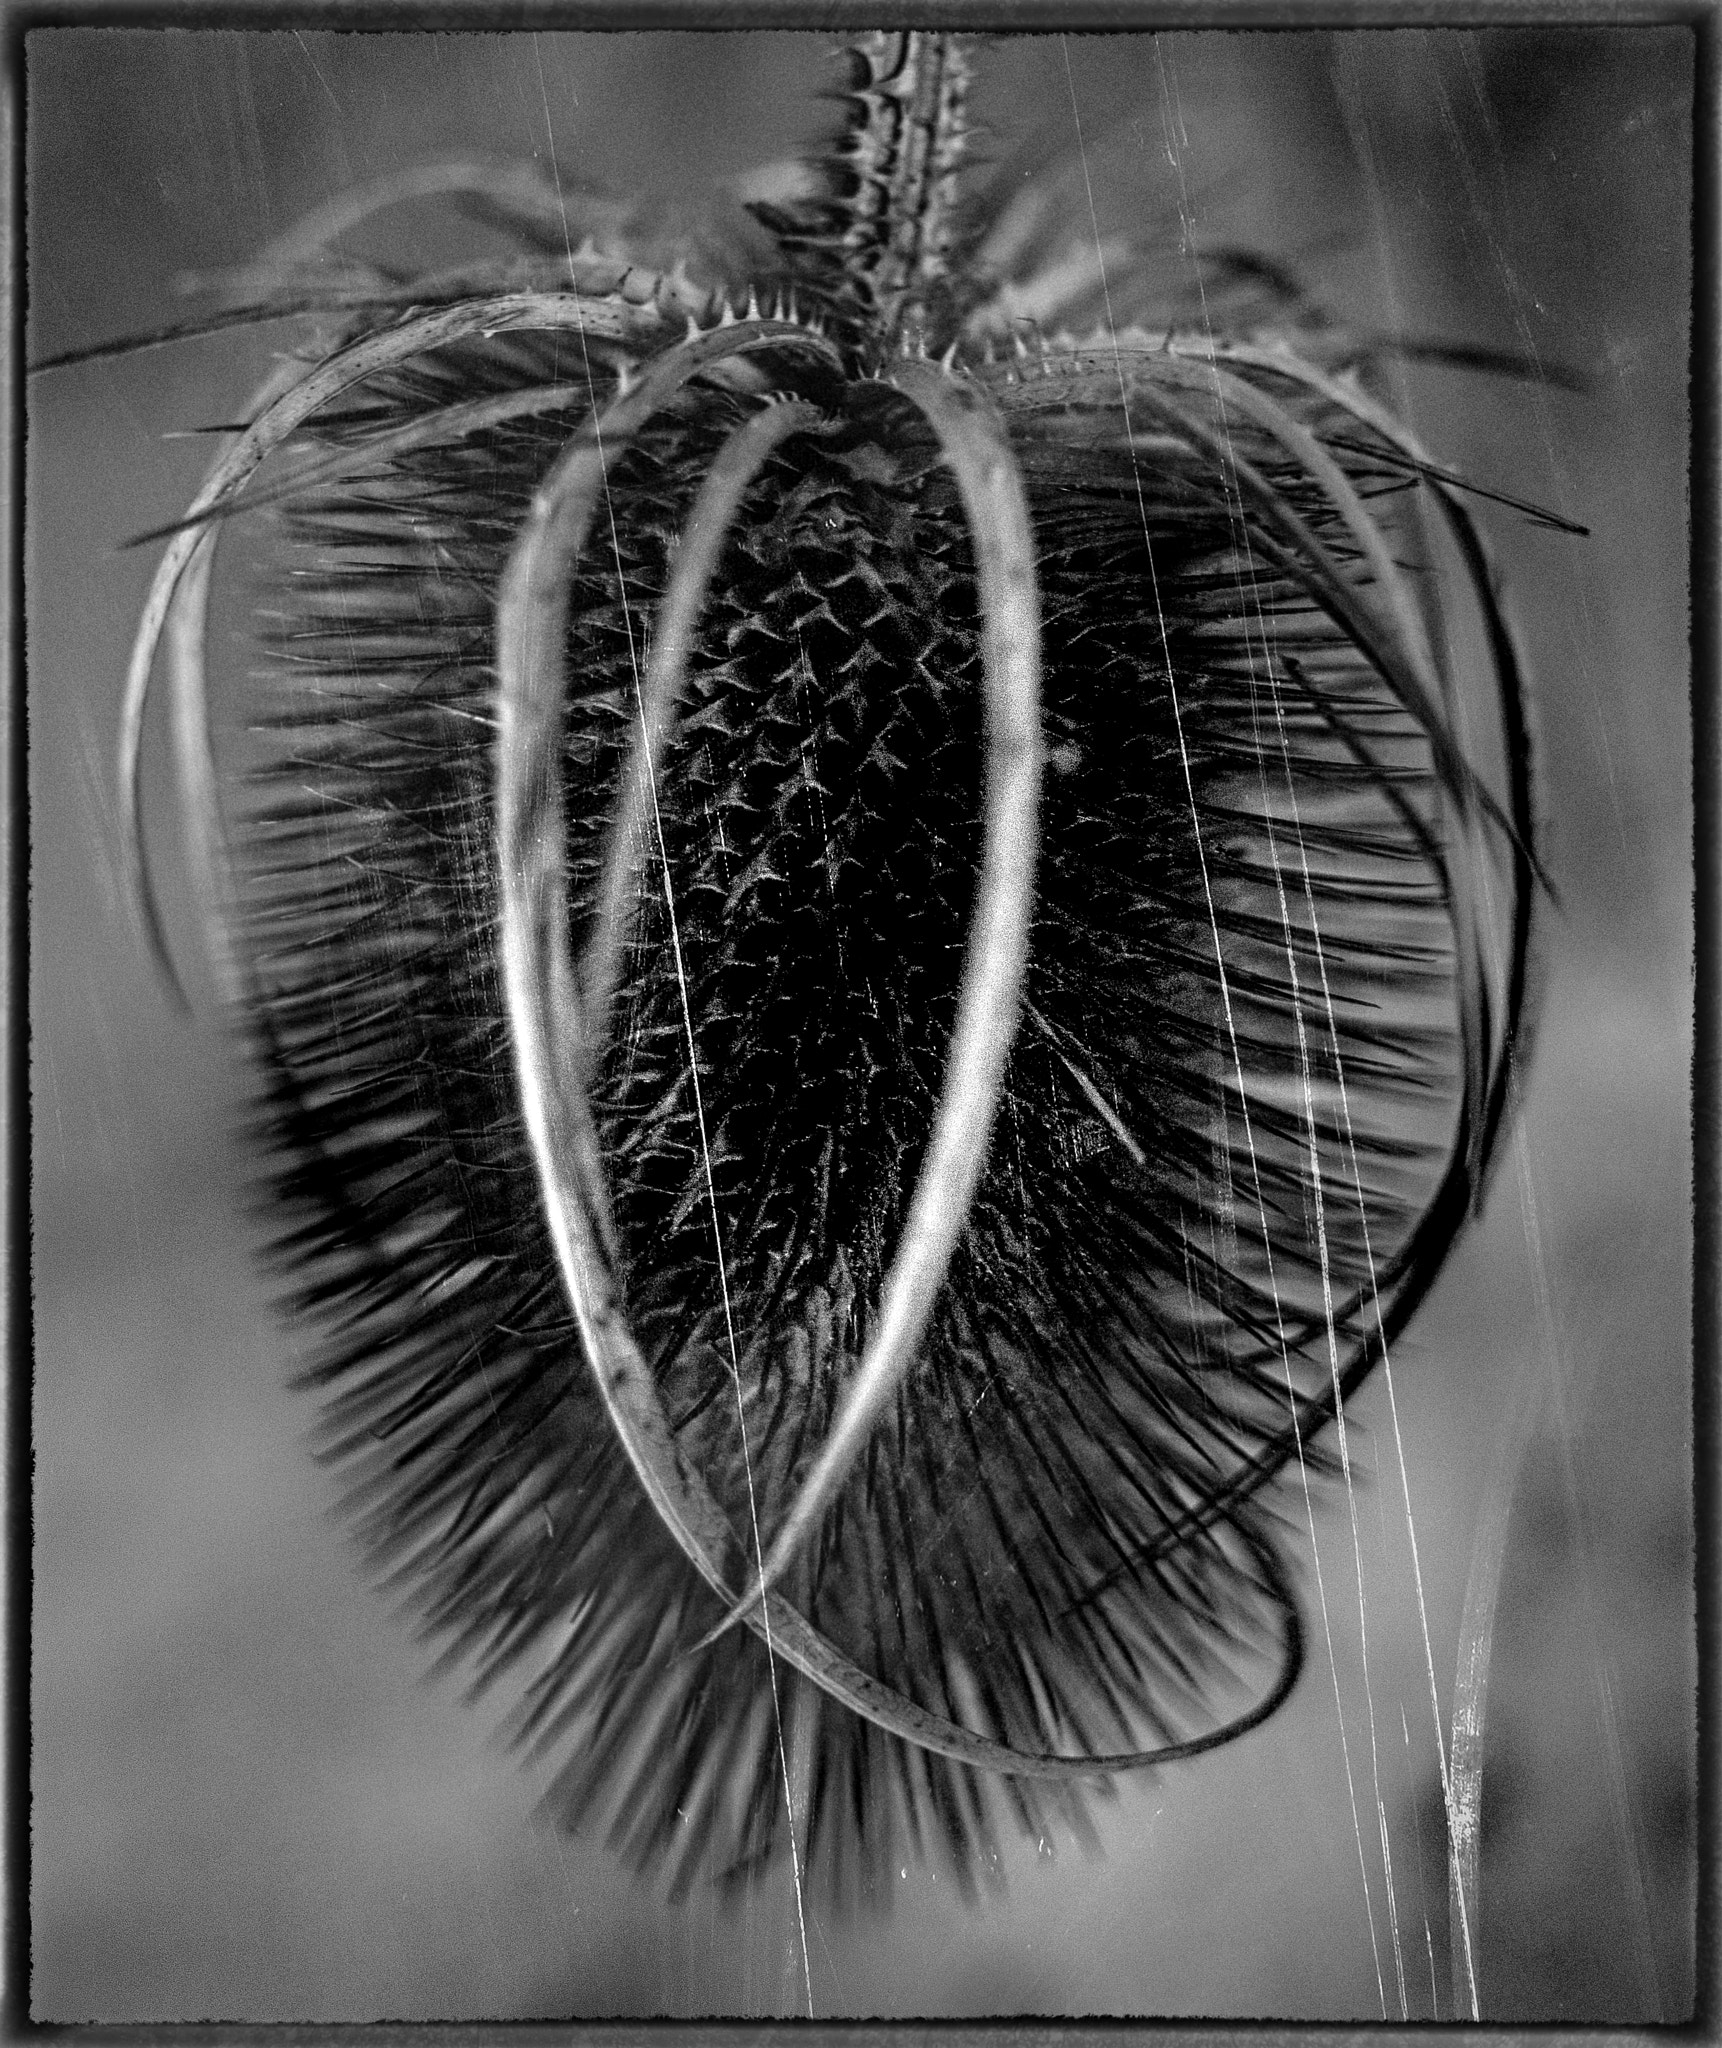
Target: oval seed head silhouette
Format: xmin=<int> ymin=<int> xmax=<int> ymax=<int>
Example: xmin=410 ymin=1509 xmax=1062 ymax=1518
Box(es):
xmin=102 ymin=31 xmax=1541 ymax=1912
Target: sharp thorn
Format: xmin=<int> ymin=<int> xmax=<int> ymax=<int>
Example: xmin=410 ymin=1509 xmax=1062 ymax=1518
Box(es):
xmin=685 ymin=1581 xmax=766 ymax=1656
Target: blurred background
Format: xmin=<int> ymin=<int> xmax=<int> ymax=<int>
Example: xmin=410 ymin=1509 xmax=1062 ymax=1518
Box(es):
xmin=25 ymin=25 xmax=1693 ymax=2023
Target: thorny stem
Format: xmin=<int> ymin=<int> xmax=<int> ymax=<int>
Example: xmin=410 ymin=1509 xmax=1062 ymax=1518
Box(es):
xmin=773 ymin=31 xmax=976 ymax=362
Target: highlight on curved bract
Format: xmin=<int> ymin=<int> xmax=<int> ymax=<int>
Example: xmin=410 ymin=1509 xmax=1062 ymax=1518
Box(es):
xmin=106 ymin=29 xmax=1535 ymax=1915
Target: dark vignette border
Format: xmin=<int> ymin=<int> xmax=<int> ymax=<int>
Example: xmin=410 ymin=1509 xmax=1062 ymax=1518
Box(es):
xmin=3 ymin=3 xmax=1714 ymax=2045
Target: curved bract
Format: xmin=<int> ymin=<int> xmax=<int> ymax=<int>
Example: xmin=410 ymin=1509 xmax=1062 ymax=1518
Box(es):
xmin=96 ymin=30 xmax=1538 ymax=1909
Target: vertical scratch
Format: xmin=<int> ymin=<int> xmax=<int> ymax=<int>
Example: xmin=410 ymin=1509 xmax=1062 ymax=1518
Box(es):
xmin=1154 ymin=42 xmax=1418 ymax=2012
xmin=1061 ymin=36 xmax=1386 ymax=2012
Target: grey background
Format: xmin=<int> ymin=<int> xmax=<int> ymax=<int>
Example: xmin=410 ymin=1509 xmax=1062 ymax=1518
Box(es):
xmin=25 ymin=25 xmax=1694 ymax=2022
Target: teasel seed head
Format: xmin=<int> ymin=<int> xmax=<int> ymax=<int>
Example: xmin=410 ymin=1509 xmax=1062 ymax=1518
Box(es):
xmin=80 ymin=28 xmax=1548 ymax=1911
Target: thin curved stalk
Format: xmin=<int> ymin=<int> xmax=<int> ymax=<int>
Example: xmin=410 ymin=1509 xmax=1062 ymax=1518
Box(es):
xmin=1323 ymin=432 xmax=1588 ymax=536
xmin=164 ymin=534 xmax=235 ymax=1007
xmin=702 ymin=358 xmax=1044 ymax=1639
xmin=1172 ymin=334 xmax=1518 ymax=492
xmin=150 ymin=371 xmax=539 ymax=1017
xmin=1166 ymin=353 xmax=1495 ymax=1157
xmin=578 ymin=396 xmax=829 ymax=1065
xmin=239 ymin=157 xmax=578 ymax=282
xmin=35 ymin=154 xmax=712 ymax=378
xmin=127 ymin=379 xmax=605 ymax=549
xmin=119 ymin=288 xmax=666 ymax=1000
xmin=994 ymin=348 xmax=1504 ymax=842
xmin=28 ymin=293 xmax=445 ymax=376
xmin=142 ymin=380 xmax=604 ymax=1006
xmin=1427 ymin=486 xmax=1544 ymax=1182
xmin=123 ymin=353 xmax=306 ymax=1010
xmin=1164 ymin=335 xmax=1556 ymax=900
xmin=1024 ymin=349 xmax=1518 ymax=1218
xmin=1195 ymin=361 xmax=1438 ymax=719
xmin=1209 ymin=341 xmax=1553 ymax=927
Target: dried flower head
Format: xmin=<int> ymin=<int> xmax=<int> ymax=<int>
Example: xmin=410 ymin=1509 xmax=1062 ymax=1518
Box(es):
xmin=86 ymin=30 xmax=1542 ymax=1912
